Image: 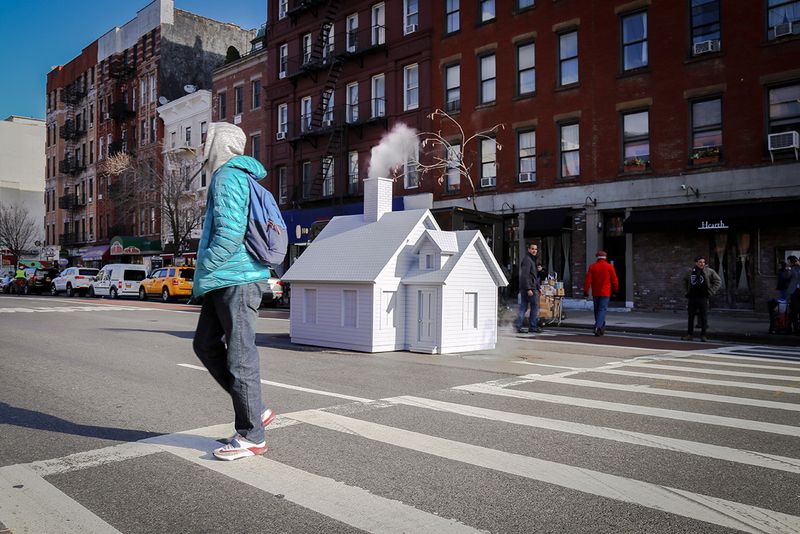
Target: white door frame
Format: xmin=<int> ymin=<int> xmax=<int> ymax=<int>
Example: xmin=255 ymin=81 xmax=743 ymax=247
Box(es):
xmin=410 ymin=286 xmax=439 ymax=353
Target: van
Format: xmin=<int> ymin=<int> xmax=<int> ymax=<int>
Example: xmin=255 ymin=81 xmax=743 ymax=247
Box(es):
xmin=89 ymin=264 xmax=148 ymax=299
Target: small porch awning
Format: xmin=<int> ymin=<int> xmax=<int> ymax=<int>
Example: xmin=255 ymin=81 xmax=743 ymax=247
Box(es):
xmin=623 ymin=200 xmax=798 ymax=233
xmin=81 ymin=245 xmax=110 ymax=261
xmin=524 ymin=208 xmax=571 ymax=237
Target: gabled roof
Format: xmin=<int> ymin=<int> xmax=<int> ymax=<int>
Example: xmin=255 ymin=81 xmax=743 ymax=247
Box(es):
xmin=411 ymin=230 xmax=459 ymax=254
xmin=282 ymin=209 xmax=438 ymax=283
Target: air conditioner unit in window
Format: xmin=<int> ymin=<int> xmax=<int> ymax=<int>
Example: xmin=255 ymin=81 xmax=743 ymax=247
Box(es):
xmin=480 ymin=177 xmax=496 ymax=188
xmin=693 ymin=39 xmax=721 ymax=55
xmin=97 ymin=194 xmax=103 ymax=200
xmin=323 ymin=118 xmax=334 ymax=127
xmin=279 ymin=71 xmax=287 ymax=79
xmin=103 ymin=112 xmax=110 ymax=120
xmin=773 ymin=21 xmax=793 ymax=37
xmin=518 ymin=172 xmax=535 ymax=183
xmin=768 ymin=131 xmax=799 ymax=162
xmin=405 ymin=24 xmax=418 ymax=34
xmin=276 ymin=131 xmax=286 ymax=140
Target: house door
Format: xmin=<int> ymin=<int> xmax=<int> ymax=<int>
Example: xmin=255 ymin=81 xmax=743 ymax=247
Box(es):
xmin=710 ymin=230 xmax=754 ymax=310
xmin=604 ymin=213 xmax=627 ymax=306
xmin=417 ymin=289 xmax=436 ymax=343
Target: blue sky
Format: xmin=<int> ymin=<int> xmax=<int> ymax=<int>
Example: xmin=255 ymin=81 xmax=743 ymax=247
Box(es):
xmin=0 ymin=1 xmax=266 ymax=120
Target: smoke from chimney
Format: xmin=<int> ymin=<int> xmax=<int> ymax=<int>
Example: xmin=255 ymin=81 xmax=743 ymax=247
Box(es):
xmin=368 ymin=123 xmax=418 ymax=180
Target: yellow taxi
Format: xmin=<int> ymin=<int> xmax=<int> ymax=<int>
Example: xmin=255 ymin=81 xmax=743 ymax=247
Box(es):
xmin=138 ymin=266 xmax=194 ymax=302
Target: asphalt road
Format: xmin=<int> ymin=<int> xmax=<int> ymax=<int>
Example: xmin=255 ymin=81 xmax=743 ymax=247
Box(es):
xmin=1 ymin=294 xmax=799 ymax=533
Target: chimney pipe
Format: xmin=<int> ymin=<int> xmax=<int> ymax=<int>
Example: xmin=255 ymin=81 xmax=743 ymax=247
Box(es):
xmin=363 ymin=177 xmax=393 ymax=223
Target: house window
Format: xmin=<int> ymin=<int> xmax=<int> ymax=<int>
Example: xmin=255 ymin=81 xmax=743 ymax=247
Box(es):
xmin=372 ymin=3 xmax=386 ymax=45
xmin=518 ymin=130 xmax=536 ymax=182
xmin=301 ymin=96 xmax=312 ymax=132
xmin=323 ymin=91 xmax=334 ymax=125
xmin=404 ymin=64 xmax=419 ymax=110
xmin=219 ymin=91 xmax=227 ymax=119
xmin=691 ymin=98 xmax=722 ymax=164
xmin=517 ymin=0 xmax=534 ymax=10
xmin=404 ymin=0 xmax=419 ymax=33
xmin=251 ymin=134 xmax=261 ymax=162
xmin=480 ymin=138 xmax=496 ymax=187
xmin=404 ymin=144 xmax=419 ymax=189
xmin=278 ymin=103 xmax=288 ymax=135
xmin=251 ymin=80 xmax=261 ymax=109
xmin=346 ymin=14 xmax=359 ymax=52
xmin=302 ymin=160 xmax=313 ymax=198
xmin=322 ymin=156 xmax=334 ymax=196
xmin=278 ymin=0 xmax=288 ymax=19
xmin=444 ymin=64 xmax=460 ymax=112
xmin=348 ymin=151 xmax=359 ymax=194
xmin=170 ymin=131 xmax=176 ymax=148
xmin=621 ymin=11 xmax=648 ymax=71
xmin=446 ymin=0 xmax=460 ymax=33
xmin=558 ymin=31 xmax=579 ymax=86
xmin=463 ymin=292 xmax=478 ymax=329
xmin=768 ymin=83 xmax=800 ymax=134
xmin=302 ymin=33 xmax=312 ymax=64
xmin=277 ymin=166 xmax=288 ymax=204
xmin=279 ymin=44 xmax=288 ymax=78
xmin=479 ymin=53 xmax=496 ymax=104
xmin=480 ymin=0 xmax=496 ymax=22
xmin=622 ymin=110 xmax=650 ymax=170
xmin=425 ymin=254 xmax=433 ymax=269
xmin=201 ymin=121 xmax=208 ymax=143
xmin=185 ymin=126 xmax=192 ymax=146
xmin=346 ymin=82 xmax=359 ymax=122
xmin=372 ymin=74 xmax=386 ymax=117
xmin=690 ymin=0 xmax=721 ymax=53
xmin=342 ymin=289 xmax=358 ymax=328
xmin=234 ymin=86 xmax=243 ymax=115
xmin=303 ymin=289 xmax=317 ymax=324
xmin=381 ymin=291 xmax=396 ymax=328
xmin=768 ymin=0 xmax=800 ymax=39
xmin=517 ymin=41 xmax=535 ymax=95
xmin=446 ymin=144 xmax=461 ymax=192
xmin=559 ymin=123 xmax=580 ymax=178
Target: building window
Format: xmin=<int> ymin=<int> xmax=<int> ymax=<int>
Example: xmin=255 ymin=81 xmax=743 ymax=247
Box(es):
xmin=517 ymin=0 xmax=534 ymax=11
xmin=444 ymin=64 xmax=460 ymax=112
xmin=346 ymin=14 xmax=359 ymax=52
xmin=219 ymin=91 xmax=227 ymax=119
xmin=404 ymin=0 xmax=419 ymax=33
xmin=322 ymin=24 xmax=334 ymax=62
xmin=346 ymin=82 xmax=359 ymax=122
xmin=150 ymin=207 xmax=156 ymax=234
xmin=277 ymin=166 xmax=287 ymax=204
xmin=404 ymin=64 xmax=419 ymax=110
xmin=480 ymin=0 xmax=496 ymax=22
xmin=463 ymin=292 xmax=478 ymax=329
xmin=302 ymin=33 xmax=312 ymax=64
xmin=89 ymin=103 xmax=94 ymax=128
xmin=150 ymin=117 xmax=156 ymax=142
xmin=89 ymin=140 xmax=94 ymax=164
xmin=559 ymin=123 xmax=580 ymax=178
xmin=278 ymin=0 xmax=288 ymax=19
xmin=690 ymin=98 xmax=722 ymax=164
xmin=518 ymin=130 xmax=536 ymax=182
xmin=517 ymin=41 xmax=535 ymax=95
xmin=201 ymin=121 xmax=208 ymax=143
xmin=251 ymin=80 xmax=261 ymax=109
xmin=622 ymin=110 xmax=650 ymax=171
xmin=372 ymin=3 xmax=386 ymax=45
xmin=322 ymin=156 xmax=334 ymax=196
xmin=768 ymin=83 xmax=800 ymax=134
xmin=278 ymin=103 xmax=288 ymax=135
xmin=348 ymin=151 xmax=359 ymax=194
xmin=141 ymin=120 xmax=147 ymax=142
xmin=768 ymin=0 xmax=800 ymax=39
xmin=302 ymin=160 xmax=313 ymax=198
xmin=279 ymin=44 xmax=288 ymax=78
xmin=404 ymin=144 xmax=419 ymax=189
xmin=479 ymin=53 xmax=496 ymax=104
xmin=372 ymin=74 xmax=386 ymax=117
xmin=301 ymin=96 xmax=312 ymax=132
xmin=559 ymin=31 xmax=579 ymax=86
xmin=170 ymin=131 xmax=176 ymax=148
xmin=303 ymin=288 xmax=317 ymax=324
xmin=446 ymin=0 xmax=460 ymax=33
xmin=480 ymin=138 xmax=496 ymax=187
xmin=251 ymin=134 xmax=261 ymax=161
xmin=185 ymin=126 xmax=191 ymax=146
xmin=690 ymin=0 xmax=721 ymax=54
xmin=342 ymin=290 xmax=358 ymax=328
xmin=234 ymin=86 xmax=243 ymax=115
xmin=446 ymin=144 xmax=461 ymax=192
xmin=621 ymin=11 xmax=648 ymax=71
xmin=323 ymin=91 xmax=334 ymax=125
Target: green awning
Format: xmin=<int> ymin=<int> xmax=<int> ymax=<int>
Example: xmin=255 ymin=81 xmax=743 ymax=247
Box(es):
xmin=109 ymin=236 xmax=162 ymax=255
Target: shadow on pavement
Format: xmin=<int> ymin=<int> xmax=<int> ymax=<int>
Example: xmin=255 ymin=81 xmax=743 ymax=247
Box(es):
xmin=101 ymin=328 xmax=300 ymax=350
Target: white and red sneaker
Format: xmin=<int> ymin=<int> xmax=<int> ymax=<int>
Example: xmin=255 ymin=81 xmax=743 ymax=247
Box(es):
xmin=213 ymin=435 xmax=268 ymax=461
xmin=261 ymin=407 xmax=276 ymax=428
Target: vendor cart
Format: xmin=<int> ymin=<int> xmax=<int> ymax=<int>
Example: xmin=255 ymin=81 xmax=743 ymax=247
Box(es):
xmin=537 ymin=274 xmax=565 ymax=327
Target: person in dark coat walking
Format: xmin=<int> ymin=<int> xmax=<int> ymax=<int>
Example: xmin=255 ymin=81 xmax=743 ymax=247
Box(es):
xmin=681 ymin=255 xmax=722 ymax=342
xmin=583 ymin=250 xmax=619 ymax=336
xmin=515 ymin=243 xmax=542 ymax=333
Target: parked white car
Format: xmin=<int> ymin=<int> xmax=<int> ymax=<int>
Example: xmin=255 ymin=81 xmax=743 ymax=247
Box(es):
xmin=88 ymin=264 xmax=148 ymax=299
xmin=51 ymin=267 xmax=99 ymax=297
xmin=260 ymin=268 xmax=284 ymax=307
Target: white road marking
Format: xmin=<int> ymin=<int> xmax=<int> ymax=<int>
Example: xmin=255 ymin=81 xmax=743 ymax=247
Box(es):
xmin=387 ymin=395 xmax=800 ymax=474
xmin=0 ymin=464 xmax=122 ymax=534
xmin=696 ymin=349 xmax=800 ymax=363
xmin=623 ymin=362 xmax=800 ymax=382
xmin=514 ymin=362 xmax=584 ymax=370
xmin=178 ymin=363 xmax=374 ymax=402
xmin=29 ymin=442 xmax=164 ymax=477
xmin=595 ymin=369 xmax=800 ymax=394
xmin=672 ymin=357 xmax=800 ymax=371
xmin=287 ymin=410 xmax=800 ymax=534
xmin=455 ymin=383 xmax=800 ymax=436
xmin=0 ymin=305 xmax=153 ymax=313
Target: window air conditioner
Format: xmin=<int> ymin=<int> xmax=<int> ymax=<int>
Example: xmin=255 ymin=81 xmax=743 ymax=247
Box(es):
xmin=768 ymin=131 xmax=799 ymax=162
xmin=773 ymin=21 xmax=793 ymax=38
xmin=480 ymin=177 xmax=496 ymax=187
xmin=103 ymin=112 xmax=110 ymax=120
xmin=276 ymin=131 xmax=286 ymax=140
xmin=405 ymin=24 xmax=418 ymax=34
xmin=234 ymin=114 xmax=242 ymax=125
xmin=693 ymin=39 xmax=720 ymax=55
xmin=279 ymin=71 xmax=287 ymax=79
xmin=518 ymin=172 xmax=535 ymax=183
xmin=97 ymin=194 xmax=103 ymax=200
xmin=323 ymin=118 xmax=334 ymax=127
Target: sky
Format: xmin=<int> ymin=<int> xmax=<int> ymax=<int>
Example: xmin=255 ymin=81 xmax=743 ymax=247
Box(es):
xmin=0 ymin=1 xmax=267 ymax=120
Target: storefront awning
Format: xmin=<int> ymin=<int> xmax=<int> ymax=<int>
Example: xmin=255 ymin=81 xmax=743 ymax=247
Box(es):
xmin=524 ymin=208 xmax=571 ymax=237
xmin=623 ymin=200 xmax=798 ymax=233
xmin=282 ymin=198 xmax=404 ymax=244
xmin=81 ymin=245 xmax=110 ymax=261
xmin=109 ymin=236 xmax=162 ymax=255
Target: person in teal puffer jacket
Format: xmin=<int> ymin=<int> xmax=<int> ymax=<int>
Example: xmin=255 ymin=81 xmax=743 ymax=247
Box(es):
xmin=192 ymin=122 xmax=275 ymax=461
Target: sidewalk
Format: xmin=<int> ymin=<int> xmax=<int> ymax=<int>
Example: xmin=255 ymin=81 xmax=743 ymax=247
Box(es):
xmin=499 ymin=305 xmax=799 ymax=347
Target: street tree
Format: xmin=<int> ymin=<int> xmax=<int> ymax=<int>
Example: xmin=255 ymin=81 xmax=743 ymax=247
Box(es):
xmin=0 ymin=201 xmax=41 ymax=267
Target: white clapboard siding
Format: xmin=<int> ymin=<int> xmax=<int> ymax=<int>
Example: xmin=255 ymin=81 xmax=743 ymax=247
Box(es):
xmin=289 ymin=283 xmax=374 ymax=351
xmin=370 ymin=279 xmax=405 ymax=351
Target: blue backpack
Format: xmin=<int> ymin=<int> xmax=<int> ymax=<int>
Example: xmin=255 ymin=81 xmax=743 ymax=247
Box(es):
xmin=241 ymin=170 xmax=288 ymax=267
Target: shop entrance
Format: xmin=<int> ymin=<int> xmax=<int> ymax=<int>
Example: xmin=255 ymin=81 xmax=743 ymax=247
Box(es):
xmin=709 ymin=231 xmax=754 ymax=310
xmin=604 ymin=213 xmax=627 ymax=306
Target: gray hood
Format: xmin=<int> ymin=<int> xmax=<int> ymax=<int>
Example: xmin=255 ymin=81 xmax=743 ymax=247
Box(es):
xmin=203 ymin=122 xmax=247 ymax=175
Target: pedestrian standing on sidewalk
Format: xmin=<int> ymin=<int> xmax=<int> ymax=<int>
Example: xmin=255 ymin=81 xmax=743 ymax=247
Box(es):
xmin=681 ymin=255 xmax=721 ymax=342
xmin=515 ymin=243 xmax=542 ymax=333
xmin=192 ymin=123 xmax=275 ymax=461
xmin=583 ymin=250 xmax=619 ymax=336
xmin=776 ymin=260 xmax=792 ymax=301
xmin=787 ymin=255 xmax=800 ymax=334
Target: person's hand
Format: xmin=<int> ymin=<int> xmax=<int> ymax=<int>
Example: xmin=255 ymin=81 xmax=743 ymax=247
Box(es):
xmin=527 ymin=289 xmax=533 ymax=296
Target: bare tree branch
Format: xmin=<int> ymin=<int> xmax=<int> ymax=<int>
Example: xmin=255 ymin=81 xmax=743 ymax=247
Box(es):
xmin=0 ymin=202 xmax=41 ymax=266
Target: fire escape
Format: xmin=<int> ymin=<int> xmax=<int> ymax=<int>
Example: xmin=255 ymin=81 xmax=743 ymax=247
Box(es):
xmin=58 ymin=81 xmax=87 ymax=246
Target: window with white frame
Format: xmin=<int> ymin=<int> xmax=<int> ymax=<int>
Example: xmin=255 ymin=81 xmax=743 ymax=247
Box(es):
xmin=404 ymin=144 xmax=419 ymax=189
xmin=201 ymin=121 xmax=208 ymax=143
xmin=480 ymin=0 xmax=495 ymax=22
xmin=768 ymin=0 xmax=800 ymax=39
xmin=404 ymin=0 xmax=419 ymax=33
xmin=346 ymin=82 xmax=359 ymax=122
xmin=150 ymin=207 xmax=155 ymax=234
xmin=518 ymin=130 xmax=536 ymax=182
xmin=768 ymin=83 xmax=800 ymax=135
xmin=463 ymin=292 xmax=478 ymax=329
xmin=322 ymin=156 xmax=334 ymax=197
xmin=517 ymin=41 xmax=535 ymax=95
xmin=303 ymin=288 xmax=317 ymax=324
xmin=348 ymin=151 xmax=359 ymax=194
xmin=479 ymin=53 xmax=496 ymax=104
xmin=323 ymin=91 xmax=334 ymax=125
xmin=346 ymin=14 xmax=359 ymax=51
xmin=140 ymin=79 xmax=146 ymax=104
xmin=279 ymin=44 xmax=288 ymax=78
xmin=446 ymin=144 xmax=461 ymax=192
xmin=301 ymin=96 xmax=312 ymax=132
xmin=302 ymin=160 xmax=313 ymax=198
xmin=621 ymin=11 xmax=648 ymax=71
xmin=278 ymin=0 xmax=288 ymax=20
xmin=559 ymin=122 xmax=580 ymax=178
xmin=446 ymin=0 xmax=460 ymax=33
xmin=185 ymin=126 xmax=191 ymax=146
xmin=149 ymin=74 xmax=156 ymax=102
xmin=277 ymin=166 xmax=288 ymax=204
xmin=322 ymin=24 xmax=334 ymax=62
xmin=558 ymin=31 xmax=579 ymax=86
xmin=372 ymin=3 xmax=386 ymax=45
xmin=278 ymin=103 xmax=288 ymax=135
xmin=372 ymin=74 xmax=385 ymax=117
xmin=302 ymin=33 xmax=312 ymax=64
xmin=404 ymin=64 xmax=419 ymax=110
xmin=444 ymin=64 xmax=460 ymax=112
xmin=480 ymin=138 xmax=496 ymax=187
xmin=690 ymin=0 xmax=721 ymax=53
xmin=622 ymin=110 xmax=650 ymax=170
xmin=342 ymin=290 xmax=358 ymax=328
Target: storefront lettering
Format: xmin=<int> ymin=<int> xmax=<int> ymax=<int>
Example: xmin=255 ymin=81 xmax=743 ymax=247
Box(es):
xmin=698 ymin=220 xmax=729 ymax=230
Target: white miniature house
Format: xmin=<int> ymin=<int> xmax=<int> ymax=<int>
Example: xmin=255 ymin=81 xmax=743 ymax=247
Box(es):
xmin=281 ymin=177 xmax=508 ymax=354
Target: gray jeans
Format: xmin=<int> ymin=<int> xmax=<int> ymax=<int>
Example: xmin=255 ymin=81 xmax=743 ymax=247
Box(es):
xmin=193 ymin=281 xmax=267 ymax=443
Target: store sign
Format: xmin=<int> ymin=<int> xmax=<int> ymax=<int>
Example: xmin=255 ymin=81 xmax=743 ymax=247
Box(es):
xmin=698 ymin=220 xmax=729 ymax=230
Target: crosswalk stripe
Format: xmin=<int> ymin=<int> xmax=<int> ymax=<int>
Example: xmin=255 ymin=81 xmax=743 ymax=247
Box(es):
xmin=529 ymin=375 xmax=800 ymax=411
xmin=624 ymin=362 xmax=800 ymax=382
xmin=455 ymin=383 xmax=800 ymax=436
xmin=703 ymin=349 xmax=800 ymax=363
xmin=673 ymin=357 xmax=800 ymax=372
xmin=388 ymin=396 xmax=800 ymax=473
xmin=595 ymin=369 xmax=800 ymax=394
xmin=288 ymin=410 xmax=800 ymax=534
xmin=0 ymin=464 xmax=122 ymax=534
xmin=147 ymin=427 xmax=481 ymax=534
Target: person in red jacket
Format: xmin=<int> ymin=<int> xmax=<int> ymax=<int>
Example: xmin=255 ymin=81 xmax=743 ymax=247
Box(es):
xmin=583 ymin=250 xmax=619 ymax=336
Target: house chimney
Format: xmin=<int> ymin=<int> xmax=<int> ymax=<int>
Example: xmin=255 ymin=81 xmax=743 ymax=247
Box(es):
xmin=363 ymin=177 xmax=393 ymax=223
